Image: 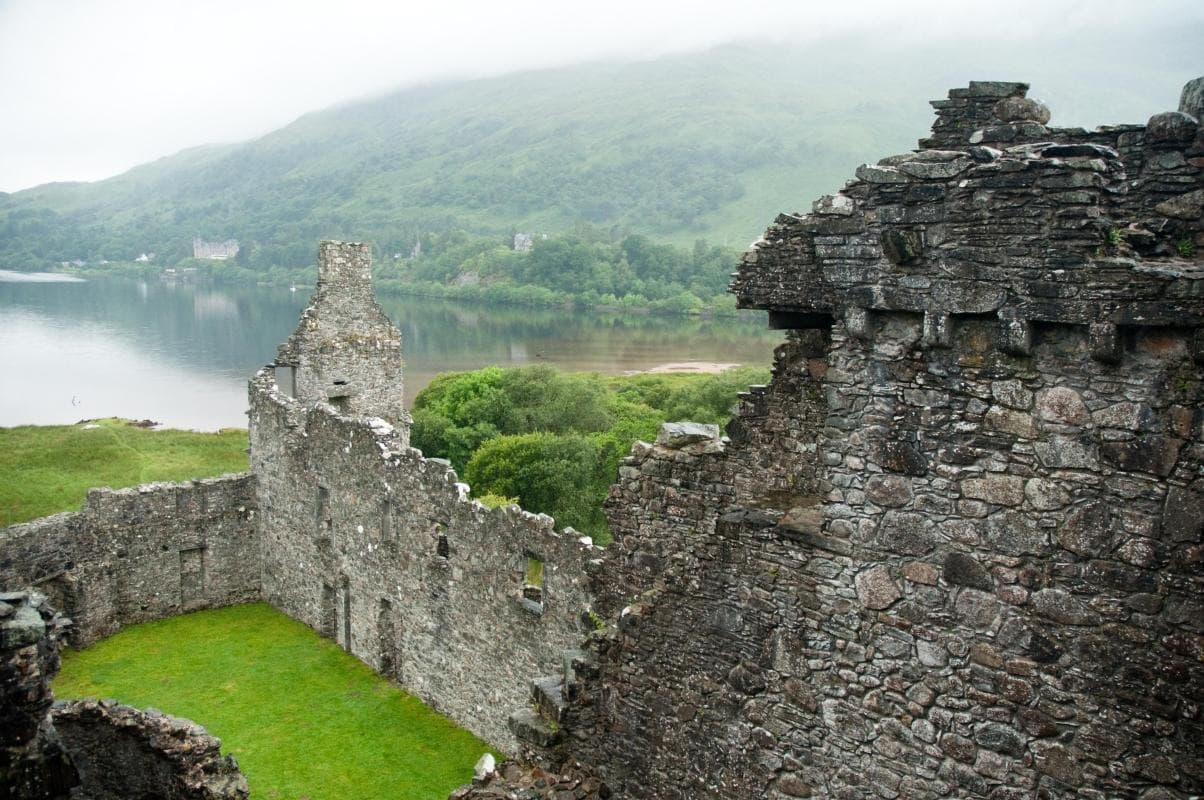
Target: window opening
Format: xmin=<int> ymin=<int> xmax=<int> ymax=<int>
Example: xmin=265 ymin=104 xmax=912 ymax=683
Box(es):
xmin=522 ymin=554 xmax=545 ymax=614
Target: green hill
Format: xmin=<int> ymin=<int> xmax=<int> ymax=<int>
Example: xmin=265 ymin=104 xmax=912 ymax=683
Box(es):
xmin=1 ymin=33 xmax=1198 ymax=272
xmin=0 ymin=43 xmax=934 ymax=270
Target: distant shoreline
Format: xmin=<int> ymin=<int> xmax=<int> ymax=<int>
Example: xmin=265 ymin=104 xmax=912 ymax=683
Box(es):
xmin=624 ymin=361 xmax=740 ymax=375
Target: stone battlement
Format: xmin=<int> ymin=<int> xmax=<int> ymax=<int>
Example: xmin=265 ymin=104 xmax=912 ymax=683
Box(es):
xmin=506 ymin=78 xmax=1204 ymax=800
xmin=732 ymin=80 xmax=1204 ymax=366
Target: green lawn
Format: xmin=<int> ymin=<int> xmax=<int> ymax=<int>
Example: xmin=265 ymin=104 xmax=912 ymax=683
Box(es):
xmin=0 ymin=418 xmax=249 ymax=526
xmin=55 ymin=603 xmax=494 ymax=800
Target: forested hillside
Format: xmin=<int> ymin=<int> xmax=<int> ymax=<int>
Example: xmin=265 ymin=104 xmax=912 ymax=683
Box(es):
xmin=0 ymin=43 xmax=933 ymax=270
xmin=1 ymin=33 xmax=1195 ymax=274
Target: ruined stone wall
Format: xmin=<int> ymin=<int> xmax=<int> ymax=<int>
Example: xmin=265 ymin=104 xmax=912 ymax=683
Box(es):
xmin=0 ymin=475 xmax=259 ymax=646
xmin=249 ymin=362 xmax=598 ymax=752
xmin=0 ymin=591 xmax=247 ymax=800
xmin=525 ymin=80 xmax=1204 ymax=799
xmin=1 ymin=592 xmax=78 ymax=798
xmin=273 ymin=240 xmax=408 ymax=427
xmin=52 ymin=700 xmax=248 ymax=800
xmin=598 ymin=331 xmax=828 ymax=617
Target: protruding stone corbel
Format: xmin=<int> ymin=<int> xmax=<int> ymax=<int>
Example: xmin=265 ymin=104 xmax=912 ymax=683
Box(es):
xmin=922 ymin=312 xmax=954 ymax=349
xmin=880 ymin=229 xmax=923 ymax=265
xmin=997 ymin=313 xmax=1032 ymax=356
xmin=1089 ymin=322 xmax=1121 ymax=364
xmin=1192 ymin=328 xmax=1204 ymax=365
xmin=845 ymin=307 xmax=871 ymax=340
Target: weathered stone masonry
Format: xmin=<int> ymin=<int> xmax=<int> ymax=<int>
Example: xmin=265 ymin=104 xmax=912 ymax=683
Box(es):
xmin=501 ymin=80 xmax=1204 ymax=799
xmin=4 ymin=78 xmax=1203 ymax=800
xmin=1 ymin=241 xmax=599 ymax=756
xmin=1 ymin=591 xmax=249 ymax=799
xmin=0 ymin=476 xmax=259 ymax=647
xmin=248 ymin=245 xmax=598 ymax=748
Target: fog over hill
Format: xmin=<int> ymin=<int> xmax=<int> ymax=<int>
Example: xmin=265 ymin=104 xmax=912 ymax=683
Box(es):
xmin=1 ymin=29 xmax=1199 ymax=271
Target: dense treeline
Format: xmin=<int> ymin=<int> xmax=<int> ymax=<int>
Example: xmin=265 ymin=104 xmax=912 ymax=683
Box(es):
xmin=410 ymin=365 xmax=768 ymax=541
xmin=377 ymin=227 xmax=741 ymax=313
xmin=58 ymin=227 xmax=746 ymax=315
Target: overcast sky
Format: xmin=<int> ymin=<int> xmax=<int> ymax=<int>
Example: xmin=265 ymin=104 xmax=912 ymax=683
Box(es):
xmin=1 ymin=0 xmax=1201 ymax=193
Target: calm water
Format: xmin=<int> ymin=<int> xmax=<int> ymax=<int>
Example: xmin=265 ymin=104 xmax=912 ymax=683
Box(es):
xmin=0 ymin=271 xmax=781 ymax=430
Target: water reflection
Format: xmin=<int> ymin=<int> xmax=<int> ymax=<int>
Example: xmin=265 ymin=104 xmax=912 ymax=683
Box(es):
xmin=0 ymin=275 xmax=779 ymax=430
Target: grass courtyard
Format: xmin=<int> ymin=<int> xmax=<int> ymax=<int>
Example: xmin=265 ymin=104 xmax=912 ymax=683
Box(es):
xmin=54 ymin=603 xmax=494 ymax=800
xmin=0 ymin=417 xmax=249 ymax=527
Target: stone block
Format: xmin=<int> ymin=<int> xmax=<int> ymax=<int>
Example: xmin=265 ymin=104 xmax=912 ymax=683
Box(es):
xmin=1088 ymin=322 xmax=1121 ymax=364
xmin=921 ymin=312 xmax=953 ymax=348
xmin=1181 ymin=76 xmax=1204 ymax=119
xmin=864 ymin=475 xmax=913 ymax=507
xmin=655 ymin=421 xmax=720 ymax=449
xmin=1031 ymin=589 xmax=1098 ymax=625
xmin=1100 ymin=436 xmax=1184 ymax=477
xmin=994 ymin=96 xmax=1051 ymax=125
xmin=1092 ymin=402 xmax=1150 ymax=431
xmin=855 ymin=164 xmax=911 ymax=184
xmin=943 ymin=552 xmax=993 ymax=590
xmin=1154 ymin=188 xmax=1204 ymax=220
xmin=1035 ymin=386 xmax=1089 ymax=426
xmin=855 ymin=566 xmax=901 ymax=610
xmin=974 ymin=722 xmax=1027 ymax=757
xmin=878 ymin=511 xmax=937 ymax=555
xmin=880 ymin=228 xmax=923 ymax=264
xmin=1163 ymin=485 xmax=1204 ymax=542
xmin=1024 ymin=478 xmax=1069 ymax=511
xmin=1034 ymin=435 xmax=1098 ymax=470
xmin=991 ymin=380 xmax=1034 ymax=410
xmin=1145 ymin=111 xmax=1198 ymax=144
xmin=961 ymin=474 xmax=1024 ymax=506
xmin=986 ymin=511 xmax=1048 ymax=556
xmin=812 ymin=194 xmax=855 ymax=216
xmin=984 ymin=406 xmax=1037 ymax=438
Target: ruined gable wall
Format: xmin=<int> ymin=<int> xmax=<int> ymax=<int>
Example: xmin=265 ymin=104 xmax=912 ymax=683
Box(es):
xmin=249 ymin=370 xmax=598 ymax=750
xmin=548 ymin=81 xmax=1204 ymax=799
xmin=0 ymin=475 xmax=259 ymax=647
xmin=273 ymin=241 xmax=407 ymax=427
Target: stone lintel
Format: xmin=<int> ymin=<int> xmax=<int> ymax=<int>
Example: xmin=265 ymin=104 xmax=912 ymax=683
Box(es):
xmin=954 ymin=81 xmax=1029 ymax=98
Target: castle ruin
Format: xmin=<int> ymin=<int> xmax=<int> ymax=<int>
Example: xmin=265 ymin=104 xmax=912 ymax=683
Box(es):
xmin=192 ymin=238 xmax=240 ymax=260
xmin=3 ymin=78 xmax=1203 ymax=799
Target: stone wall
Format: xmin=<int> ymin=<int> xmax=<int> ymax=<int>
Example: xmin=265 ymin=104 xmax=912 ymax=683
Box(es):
xmin=52 ymin=700 xmax=248 ymax=800
xmin=1 ymin=592 xmax=78 ymax=798
xmin=0 ymin=591 xmax=247 ymax=800
xmin=248 ymin=241 xmax=599 ymax=750
xmin=0 ymin=475 xmax=259 ymax=646
xmin=1 ymin=241 xmax=597 ymax=759
xmin=272 ymin=240 xmax=408 ymax=428
xmin=515 ymin=80 xmax=1204 ymax=799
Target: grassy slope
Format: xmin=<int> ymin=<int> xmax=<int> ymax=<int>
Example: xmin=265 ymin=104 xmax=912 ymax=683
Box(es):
xmin=55 ymin=603 xmax=493 ymax=800
xmin=0 ymin=418 xmax=248 ymax=526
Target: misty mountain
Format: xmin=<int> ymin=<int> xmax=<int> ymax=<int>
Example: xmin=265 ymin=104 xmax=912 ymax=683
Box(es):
xmin=0 ymin=36 xmax=1196 ymax=270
